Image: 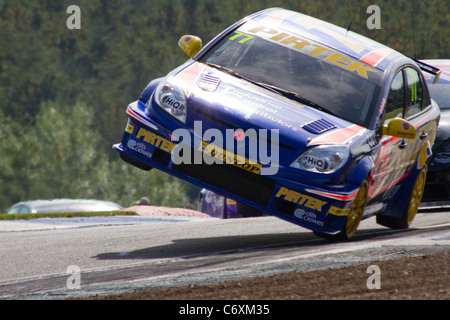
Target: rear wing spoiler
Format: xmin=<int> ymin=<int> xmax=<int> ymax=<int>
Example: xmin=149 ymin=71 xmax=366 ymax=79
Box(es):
xmin=414 ymin=59 xmax=441 ymax=84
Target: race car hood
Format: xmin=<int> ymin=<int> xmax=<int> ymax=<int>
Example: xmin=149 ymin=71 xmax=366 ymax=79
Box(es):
xmin=179 ymin=64 xmax=363 ymax=153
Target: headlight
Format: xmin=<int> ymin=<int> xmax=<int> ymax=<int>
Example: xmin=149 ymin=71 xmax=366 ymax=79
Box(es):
xmin=154 ymin=77 xmax=187 ymax=124
xmin=290 ymin=145 xmax=349 ymax=174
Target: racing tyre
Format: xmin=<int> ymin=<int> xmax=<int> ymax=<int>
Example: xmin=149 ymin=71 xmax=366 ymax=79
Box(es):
xmin=376 ymin=167 xmax=427 ymax=229
xmin=315 ymin=180 xmax=368 ymax=241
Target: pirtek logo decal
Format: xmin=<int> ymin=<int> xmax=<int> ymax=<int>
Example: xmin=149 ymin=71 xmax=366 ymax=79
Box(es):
xmin=136 ymin=128 xmax=177 ymax=153
xmin=275 ymin=187 xmax=327 ymax=212
xmin=241 ymin=22 xmax=376 ymax=79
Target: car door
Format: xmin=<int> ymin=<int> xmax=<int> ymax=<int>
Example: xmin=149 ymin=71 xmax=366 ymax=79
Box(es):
xmin=370 ymin=66 xmax=434 ymax=200
xmin=370 ymin=70 xmax=409 ymax=200
xmin=402 ymin=66 xmax=437 ymax=172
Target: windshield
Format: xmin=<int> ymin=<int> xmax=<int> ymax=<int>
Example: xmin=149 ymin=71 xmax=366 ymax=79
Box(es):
xmin=428 ymin=84 xmax=450 ymax=109
xmin=199 ymin=24 xmax=382 ymax=127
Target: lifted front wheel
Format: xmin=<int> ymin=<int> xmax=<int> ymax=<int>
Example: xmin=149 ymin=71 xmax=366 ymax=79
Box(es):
xmin=315 ymin=180 xmax=368 ymax=241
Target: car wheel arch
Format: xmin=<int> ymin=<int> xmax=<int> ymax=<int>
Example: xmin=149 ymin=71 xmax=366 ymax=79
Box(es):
xmin=138 ymin=77 xmax=163 ymax=104
xmin=347 ymin=155 xmax=375 ymax=187
xmin=376 ymin=165 xmax=427 ymax=229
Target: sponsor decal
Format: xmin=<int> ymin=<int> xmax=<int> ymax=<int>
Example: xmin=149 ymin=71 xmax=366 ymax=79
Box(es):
xmin=199 ymin=141 xmax=262 ymax=174
xmin=125 ymin=124 xmax=134 ymax=134
xmin=161 ymin=96 xmax=184 ymax=111
xmin=327 ymin=206 xmax=350 ymax=216
xmin=418 ymin=140 xmax=432 ymax=169
xmin=253 ymin=110 xmax=300 ymax=131
xmin=240 ymin=22 xmax=377 ymax=79
xmin=294 ymin=208 xmax=324 ymax=227
xmin=228 ymin=31 xmax=255 ymax=44
xmin=275 ymin=187 xmax=327 ymax=212
xmin=127 ymin=139 xmax=152 ymax=158
xmin=136 ymin=128 xmax=177 ymax=153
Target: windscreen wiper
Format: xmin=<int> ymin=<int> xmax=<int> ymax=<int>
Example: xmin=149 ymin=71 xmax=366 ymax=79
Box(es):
xmin=204 ymin=63 xmax=247 ymax=80
xmin=206 ymin=63 xmax=283 ymax=94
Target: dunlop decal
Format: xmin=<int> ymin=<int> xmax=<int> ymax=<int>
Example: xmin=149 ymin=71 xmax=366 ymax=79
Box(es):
xmin=199 ymin=141 xmax=262 ymax=175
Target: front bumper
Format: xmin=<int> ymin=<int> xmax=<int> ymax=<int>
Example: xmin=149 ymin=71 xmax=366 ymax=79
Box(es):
xmin=113 ymin=102 xmax=361 ymax=235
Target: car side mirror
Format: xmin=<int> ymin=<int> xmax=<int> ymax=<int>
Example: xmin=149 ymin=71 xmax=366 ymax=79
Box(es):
xmin=382 ymin=118 xmax=417 ymax=139
xmin=178 ymin=35 xmax=202 ymax=58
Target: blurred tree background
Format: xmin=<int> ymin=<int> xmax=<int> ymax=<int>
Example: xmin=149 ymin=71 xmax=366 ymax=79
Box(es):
xmin=0 ymin=0 xmax=448 ymax=211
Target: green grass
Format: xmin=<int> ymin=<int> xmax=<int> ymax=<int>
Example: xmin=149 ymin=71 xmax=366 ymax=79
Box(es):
xmin=0 ymin=211 xmax=138 ymax=221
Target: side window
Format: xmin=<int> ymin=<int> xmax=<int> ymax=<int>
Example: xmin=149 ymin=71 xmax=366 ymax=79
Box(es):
xmin=385 ymin=71 xmax=405 ymax=121
xmin=405 ymin=67 xmax=424 ymax=118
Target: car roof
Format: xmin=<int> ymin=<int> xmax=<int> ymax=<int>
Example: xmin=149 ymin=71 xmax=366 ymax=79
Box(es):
xmin=422 ymin=59 xmax=450 ymax=84
xmin=9 ymin=199 xmax=123 ymax=213
xmin=248 ymin=8 xmax=407 ymax=72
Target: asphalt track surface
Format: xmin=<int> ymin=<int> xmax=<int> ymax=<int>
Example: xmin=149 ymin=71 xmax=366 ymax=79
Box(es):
xmin=0 ymin=208 xmax=449 ymax=300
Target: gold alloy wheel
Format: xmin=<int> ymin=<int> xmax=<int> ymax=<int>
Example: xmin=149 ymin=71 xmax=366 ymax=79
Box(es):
xmin=406 ymin=168 xmax=427 ymax=227
xmin=345 ymin=181 xmax=368 ymax=239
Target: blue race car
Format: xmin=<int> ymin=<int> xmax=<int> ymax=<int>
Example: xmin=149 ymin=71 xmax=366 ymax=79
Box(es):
xmin=114 ymin=8 xmax=440 ymax=240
